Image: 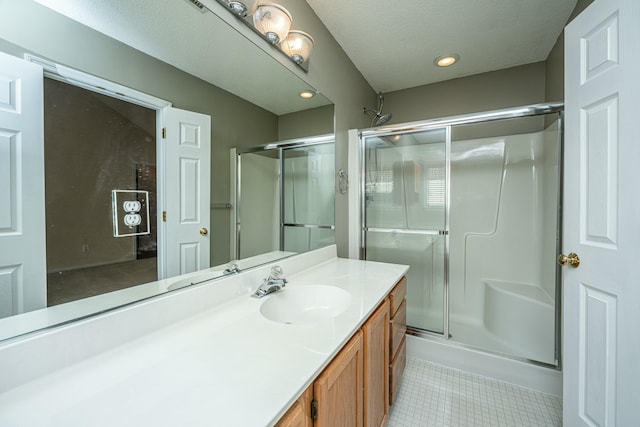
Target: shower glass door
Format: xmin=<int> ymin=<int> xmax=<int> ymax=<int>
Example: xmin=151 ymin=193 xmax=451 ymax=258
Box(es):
xmin=361 ymin=104 xmax=563 ymax=366
xmin=363 ymin=128 xmax=448 ymax=334
xmin=234 ymin=135 xmax=335 ymax=260
xmin=236 ymin=150 xmax=280 ymax=259
xmin=282 ymin=143 xmax=335 ymax=252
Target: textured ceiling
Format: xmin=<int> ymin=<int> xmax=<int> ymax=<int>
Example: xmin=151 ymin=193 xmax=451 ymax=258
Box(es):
xmin=305 ymin=0 xmax=578 ymax=92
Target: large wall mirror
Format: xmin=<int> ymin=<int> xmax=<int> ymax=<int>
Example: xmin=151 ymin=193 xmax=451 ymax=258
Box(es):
xmin=0 ymin=0 xmax=334 ymax=342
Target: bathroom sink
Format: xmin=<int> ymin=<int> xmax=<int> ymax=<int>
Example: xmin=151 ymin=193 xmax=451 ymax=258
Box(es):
xmin=260 ymin=285 xmax=352 ymax=325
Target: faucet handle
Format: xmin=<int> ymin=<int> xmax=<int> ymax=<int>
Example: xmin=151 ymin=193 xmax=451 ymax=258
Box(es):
xmin=269 ymin=265 xmax=284 ymax=280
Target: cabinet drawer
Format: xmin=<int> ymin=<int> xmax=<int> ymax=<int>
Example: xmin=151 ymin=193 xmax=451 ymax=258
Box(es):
xmin=389 ymin=335 xmax=406 ymax=406
xmin=389 ymin=277 xmax=407 ymax=316
xmin=390 ymin=299 xmax=406 ymax=358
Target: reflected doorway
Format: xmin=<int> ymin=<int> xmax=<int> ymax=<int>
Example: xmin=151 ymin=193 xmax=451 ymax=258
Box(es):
xmin=44 ymin=78 xmax=158 ymax=306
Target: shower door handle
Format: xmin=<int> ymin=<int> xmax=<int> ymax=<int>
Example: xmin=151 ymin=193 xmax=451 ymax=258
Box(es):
xmin=558 ymin=252 xmax=580 ymax=268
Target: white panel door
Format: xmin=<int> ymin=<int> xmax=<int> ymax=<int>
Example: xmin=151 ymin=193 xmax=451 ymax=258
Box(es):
xmin=0 ymin=52 xmax=46 ymax=318
xmin=563 ymin=0 xmax=640 ymax=425
xmin=165 ymin=107 xmax=211 ymax=277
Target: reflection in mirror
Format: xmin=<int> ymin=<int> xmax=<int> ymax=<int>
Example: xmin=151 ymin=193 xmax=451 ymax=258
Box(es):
xmin=282 ymin=142 xmax=336 ymax=252
xmin=0 ymin=0 xmax=335 ymax=343
xmin=45 ymin=78 xmax=159 ymax=306
xmin=232 ymin=135 xmax=335 ymax=261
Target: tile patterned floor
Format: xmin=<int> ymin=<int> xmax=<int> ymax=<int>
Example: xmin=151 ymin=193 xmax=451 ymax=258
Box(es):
xmin=388 ymin=357 xmax=563 ymax=427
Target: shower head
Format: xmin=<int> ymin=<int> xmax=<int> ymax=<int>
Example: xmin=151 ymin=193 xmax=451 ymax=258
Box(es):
xmin=363 ymin=92 xmax=393 ymax=127
xmin=373 ymin=113 xmax=392 ymax=126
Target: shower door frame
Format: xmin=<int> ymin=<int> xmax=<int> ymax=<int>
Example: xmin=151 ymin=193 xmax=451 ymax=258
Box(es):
xmin=361 ymin=124 xmax=452 ymax=336
xmin=233 ymin=134 xmax=335 ymax=260
xmin=359 ymin=102 xmax=565 ymax=368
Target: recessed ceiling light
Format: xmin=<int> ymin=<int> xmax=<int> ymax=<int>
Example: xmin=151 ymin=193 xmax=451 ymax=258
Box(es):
xmin=299 ymin=90 xmax=315 ymax=99
xmin=434 ymin=54 xmax=460 ymax=67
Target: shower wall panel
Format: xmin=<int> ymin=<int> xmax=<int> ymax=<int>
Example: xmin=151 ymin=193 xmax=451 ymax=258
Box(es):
xmin=448 ymin=139 xmax=505 ymax=322
xmin=449 ymin=124 xmax=558 ymax=364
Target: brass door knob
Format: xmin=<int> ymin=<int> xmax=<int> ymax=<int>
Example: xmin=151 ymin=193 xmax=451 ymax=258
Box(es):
xmin=558 ymin=252 xmax=580 ymax=268
xmin=200 ymin=227 xmax=208 ymax=236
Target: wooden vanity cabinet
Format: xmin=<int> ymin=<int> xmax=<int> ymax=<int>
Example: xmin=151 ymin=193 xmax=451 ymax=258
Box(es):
xmin=363 ymin=299 xmax=390 ymax=427
xmin=276 ymin=276 xmax=407 ymax=427
xmin=388 ymin=277 xmax=407 ymax=406
xmin=275 ymin=385 xmax=313 ymax=427
xmin=314 ymin=330 xmax=364 ymax=427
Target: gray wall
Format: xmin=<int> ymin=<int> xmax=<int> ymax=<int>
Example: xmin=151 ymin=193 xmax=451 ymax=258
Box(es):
xmin=278 ymin=105 xmax=335 ymax=141
xmin=382 ymin=62 xmax=547 ymax=124
xmin=0 ymin=1 xmax=280 ymax=267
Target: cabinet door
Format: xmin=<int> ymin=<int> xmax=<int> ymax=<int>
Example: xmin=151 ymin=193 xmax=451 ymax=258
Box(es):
xmin=276 ymin=386 xmax=313 ymax=427
xmin=314 ymin=330 xmax=364 ymax=427
xmin=363 ymin=300 xmax=390 ymax=427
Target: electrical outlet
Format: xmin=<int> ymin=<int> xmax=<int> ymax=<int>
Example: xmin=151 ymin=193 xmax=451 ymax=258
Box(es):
xmin=123 ymin=200 xmax=141 ymax=213
xmin=124 ymin=213 xmax=142 ymax=227
xmin=81 ymin=244 xmax=89 ymax=253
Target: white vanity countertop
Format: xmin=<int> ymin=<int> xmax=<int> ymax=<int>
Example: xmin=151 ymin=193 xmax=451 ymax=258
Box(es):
xmin=0 ymin=250 xmax=408 ymax=427
xmin=0 ymin=250 xmax=296 ymax=342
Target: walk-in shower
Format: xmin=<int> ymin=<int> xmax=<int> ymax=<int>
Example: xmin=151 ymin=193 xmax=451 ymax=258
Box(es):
xmin=360 ymin=103 xmax=563 ymax=367
xmin=231 ymin=135 xmax=335 ymax=261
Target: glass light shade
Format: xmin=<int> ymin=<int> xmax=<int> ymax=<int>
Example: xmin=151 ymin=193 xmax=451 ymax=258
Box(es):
xmin=281 ymin=30 xmax=314 ymax=64
xmin=224 ymin=0 xmax=259 ymax=17
xmin=253 ymin=3 xmax=292 ymax=45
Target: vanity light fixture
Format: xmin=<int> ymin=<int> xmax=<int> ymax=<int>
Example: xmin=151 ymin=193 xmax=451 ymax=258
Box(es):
xmin=209 ymin=0 xmax=314 ymax=70
xmin=222 ymin=0 xmax=259 ymax=17
xmin=281 ymin=30 xmax=314 ymax=65
xmin=299 ymin=90 xmax=315 ymax=99
xmin=434 ymin=54 xmax=460 ymax=67
xmin=253 ymin=3 xmax=292 ymax=45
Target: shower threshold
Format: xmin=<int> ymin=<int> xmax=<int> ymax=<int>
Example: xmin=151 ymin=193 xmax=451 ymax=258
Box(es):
xmin=406 ymin=325 xmax=558 ymax=370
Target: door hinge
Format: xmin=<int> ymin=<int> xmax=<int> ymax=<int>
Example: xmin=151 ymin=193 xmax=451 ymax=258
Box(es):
xmin=311 ymin=398 xmax=318 ymax=421
xmin=162 ymin=127 xmax=166 ymax=139
xmin=162 ymin=211 xmax=166 ymax=222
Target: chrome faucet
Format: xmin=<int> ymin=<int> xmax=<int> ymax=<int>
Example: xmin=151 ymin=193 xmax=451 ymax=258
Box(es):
xmin=251 ymin=265 xmax=287 ymax=298
xmin=223 ymin=262 xmax=240 ymax=275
